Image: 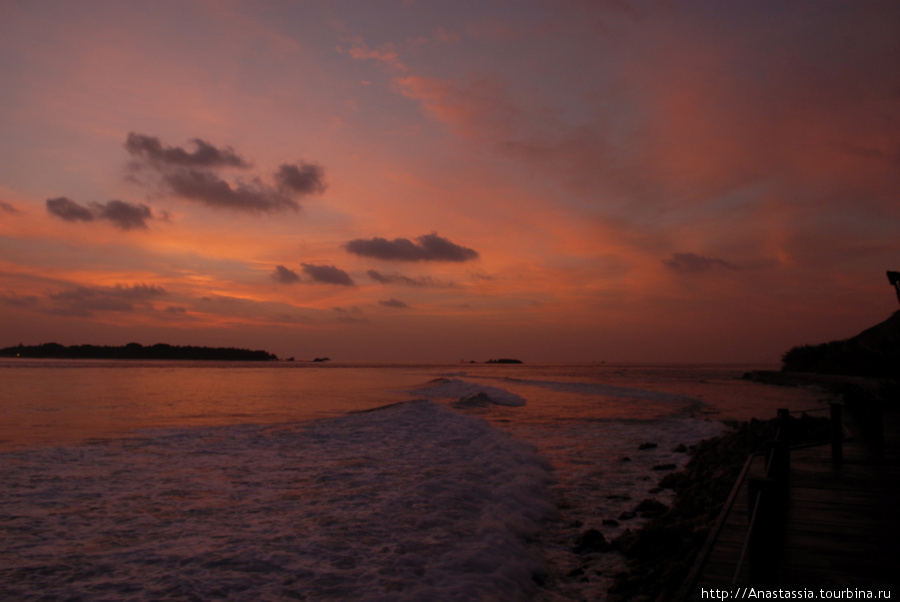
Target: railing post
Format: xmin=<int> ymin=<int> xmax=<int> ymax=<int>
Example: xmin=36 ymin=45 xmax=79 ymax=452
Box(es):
xmin=766 ymin=440 xmax=789 ymax=487
xmin=777 ymin=408 xmax=790 ymax=443
xmin=748 ymin=477 xmax=780 ymax=585
xmin=831 ymin=403 xmax=843 ymax=465
xmin=871 ymin=399 xmax=884 ymax=461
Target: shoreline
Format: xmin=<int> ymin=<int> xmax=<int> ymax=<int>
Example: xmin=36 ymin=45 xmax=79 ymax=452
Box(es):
xmin=603 ymin=370 xmax=895 ymax=599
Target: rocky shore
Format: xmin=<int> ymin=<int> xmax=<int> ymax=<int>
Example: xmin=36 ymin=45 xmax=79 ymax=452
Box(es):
xmin=602 ymin=412 xmax=831 ymax=601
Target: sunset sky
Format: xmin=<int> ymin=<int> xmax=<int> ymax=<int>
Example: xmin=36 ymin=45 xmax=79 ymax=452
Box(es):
xmin=2 ymin=1 xmax=899 ymax=363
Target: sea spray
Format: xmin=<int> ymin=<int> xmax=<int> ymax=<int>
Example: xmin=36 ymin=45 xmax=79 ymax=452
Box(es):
xmin=0 ymin=400 xmax=554 ymax=601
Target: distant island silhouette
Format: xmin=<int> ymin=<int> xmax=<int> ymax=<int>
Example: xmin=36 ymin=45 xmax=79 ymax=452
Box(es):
xmin=486 ymin=358 xmax=523 ymax=364
xmin=0 ymin=342 xmax=278 ymax=362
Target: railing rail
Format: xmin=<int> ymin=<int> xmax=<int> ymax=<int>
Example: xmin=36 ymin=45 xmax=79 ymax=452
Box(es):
xmin=731 ymin=409 xmax=791 ymax=585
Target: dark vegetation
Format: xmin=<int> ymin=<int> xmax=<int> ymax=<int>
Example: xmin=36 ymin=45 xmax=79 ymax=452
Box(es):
xmin=606 ymin=413 xmax=831 ymax=601
xmin=781 ymin=311 xmax=900 ymax=379
xmin=0 ymin=342 xmax=278 ymax=361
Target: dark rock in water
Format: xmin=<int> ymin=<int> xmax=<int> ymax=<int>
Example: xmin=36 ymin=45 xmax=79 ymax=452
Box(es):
xmin=602 ymin=519 xmax=620 ymax=527
xmin=648 ymin=487 xmax=663 ymax=494
xmin=635 ymin=498 xmax=669 ymax=518
xmin=652 ymin=463 xmax=677 ymax=471
xmin=658 ymin=471 xmax=688 ymax=490
xmin=673 ymin=443 xmax=688 ymax=453
xmin=618 ymin=511 xmax=637 ymax=521
xmin=620 ymin=456 xmax=632 ymax=462
xmin=607 ymin=493 xmax=631 ymax=500
xmin=638 ymin=442 xmax=658 ymax=450
xmin=574 ymin=529 xmax=610 ymax=554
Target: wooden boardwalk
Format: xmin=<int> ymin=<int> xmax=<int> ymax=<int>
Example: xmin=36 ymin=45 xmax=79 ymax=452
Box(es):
xmin=681 ymin=398 xmax=899 ymax=597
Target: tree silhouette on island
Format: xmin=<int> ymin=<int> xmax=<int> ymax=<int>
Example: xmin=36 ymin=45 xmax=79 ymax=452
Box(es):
xmin=781 ymin=271 xmax=900 ymax=379
xmin=0 ymin=342 xmax=278 ymax=362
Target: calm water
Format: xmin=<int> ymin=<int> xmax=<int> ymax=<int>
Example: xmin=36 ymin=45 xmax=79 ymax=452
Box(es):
xmin=0 ymin=361 xmax=832 ymax=600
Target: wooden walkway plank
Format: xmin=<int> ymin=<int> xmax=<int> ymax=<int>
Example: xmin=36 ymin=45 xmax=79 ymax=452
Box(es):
xmin=680 ymin=397 xmax=899 ymax=598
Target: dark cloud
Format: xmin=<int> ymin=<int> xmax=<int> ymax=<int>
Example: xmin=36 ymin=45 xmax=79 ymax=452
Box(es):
xmin=367 ymin=269 xmax=441 ymax=286
xmin=125 ymin=133 xmax=250 ymax=168
xmin=47 ymin=197 xmax=152 ymax=230
xmin=345 ymin=232 xmax=479 ymax=262
xmin=272 ymin=265 xmax=301 ymax=284
xmin=379 ymin=298 xmax=410 ymax=309
xmin=163 ymin=169 xmax=297 ymax=213
xmin=662 ymin=252 xmax=739 ymax=273
xmin=46 ymin=197 xmax=95 ymax=222
xmin=1 ymin=201 xmax=20 ymax=215
xmin=275 ymin=162 xmax=327 ymax=195
xmin=91 ymin=200 xmax=152 ymax=230
xmin=47 ymin=284 xmax=165 ymax=316
xmin=0 ymin=292 xmax=39 ymax=308
xmin=125 ymin=133 xmax=327 ymax=214
xmin=302 ymin=263 xmax=355 ymax=286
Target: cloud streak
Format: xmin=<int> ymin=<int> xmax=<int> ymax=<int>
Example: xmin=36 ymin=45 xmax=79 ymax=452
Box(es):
xmin=345 ymin=233 xmax=479 ymax=262
xmin=272 ymin=265 xmax=301 ymax=284
xmin=301 ymin=263 xmax=355 ymax=286
xmin=367 ymin=270 xmax=439 ymax=287
xmin=163 ymin=169 xmax=298 ymax=213
xmin=274 ymin=163 xmax=327 ymax=196
xmin=125 ymin=133 xmax=250 ymax=168
xmin=379 ymin=298 xmax=409 ymax=309
xmin=47 ymin=284 xmax=166 ymax=316
xmin=46 ymin=197 xmax=95 ymax=223
xmin=46 ymin=197 xmax=152 ymax=230
xmin=91 ymin=200 xmax=152 ymax=230
xmin=662 ymin=253 xmax=739 ymax=274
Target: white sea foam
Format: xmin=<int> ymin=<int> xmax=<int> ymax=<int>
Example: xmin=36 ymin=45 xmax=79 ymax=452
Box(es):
xmin=0 ymin=400 xmax=554 ymax=601
xmin=409 ymin=377 xmax=527 ymax=406
xmin=500 ymin=376 xmax=702 ymax=405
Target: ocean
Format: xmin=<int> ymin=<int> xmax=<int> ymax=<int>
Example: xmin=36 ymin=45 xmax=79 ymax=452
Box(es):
xmin=0 ymin=361 xmax=833 ymax=600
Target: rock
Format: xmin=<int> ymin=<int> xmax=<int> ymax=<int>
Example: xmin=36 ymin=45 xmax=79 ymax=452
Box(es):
xmin=638 ymin=442 xmax=658 ymax=450
xmin=658 ymin=472 xmax=688 ymax=490
xmin=602 ymin=519 xmax=620 ymax=527
xmin=652 ymin=463 xmax=677 ymax=471
xmin=673 ymin=443 xmax=688 ymax=453
xmin=635 ymin=498 xmax=669 ymax=518
xmin=618 ymin=511 xmax=637 ymax=521
xmin=574 ymin=529 xmax=610 ymax=554
xmin=620 ymin=456 xmax=632 ymax=462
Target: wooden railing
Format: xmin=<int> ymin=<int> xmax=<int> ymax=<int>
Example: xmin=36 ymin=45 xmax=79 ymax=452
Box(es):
xmin=681 ymin=380 xmax=887 ymax=596
xmin=733 ymin=408 xmax=790 ymax=585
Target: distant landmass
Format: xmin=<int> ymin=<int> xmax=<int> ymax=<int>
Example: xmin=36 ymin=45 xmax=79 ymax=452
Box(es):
xmin=485 ymin=358 xmax=523 ymax=364
xmin=0 ymin=342 xmax=278 ymax=362
xmin=782 ymin=311 xmax=900 ymax=379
